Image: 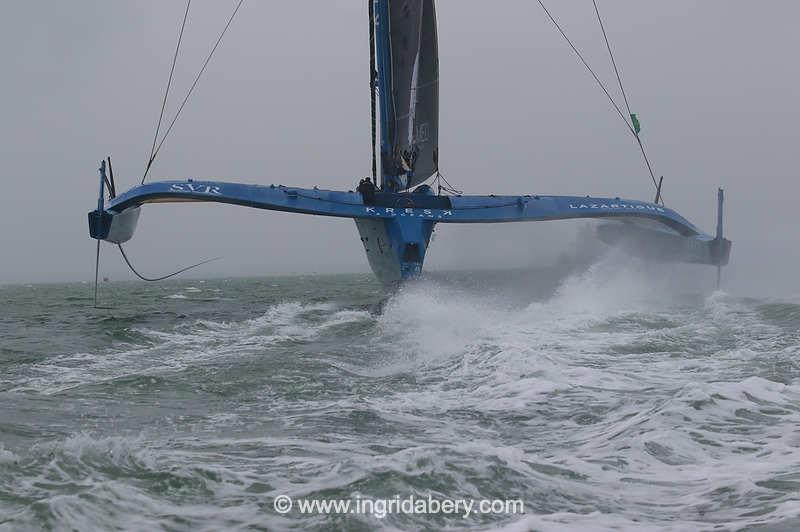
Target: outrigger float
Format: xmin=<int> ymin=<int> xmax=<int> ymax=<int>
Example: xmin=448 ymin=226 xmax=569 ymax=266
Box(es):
xmin=89 ymin=0 xmax=731 ymax=290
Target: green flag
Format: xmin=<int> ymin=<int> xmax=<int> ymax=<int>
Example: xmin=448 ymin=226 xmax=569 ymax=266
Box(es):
xmin=630 ymin=113 xmax=641 ymax=134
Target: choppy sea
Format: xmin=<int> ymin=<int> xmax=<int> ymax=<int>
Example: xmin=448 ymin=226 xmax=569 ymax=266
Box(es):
xmin=1 ymin=260 xmax=799 ymax=531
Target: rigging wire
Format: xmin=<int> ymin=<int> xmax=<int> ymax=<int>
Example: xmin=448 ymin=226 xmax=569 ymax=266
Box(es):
xmin=143 ymin=0 xmax=192 ymax=184
xmin=117 ymin=244 xmax=220 ymax=282
xmin=592 ymin=0 xmax=632 ymax=119
xmin=106 ymin=156 xmax=117 ymax=198
xmin=142 ymin=0 xmax=246 ymax=184
xmin=591 ymin=0 xmax=662 ymax=203
xmin=536 ymin=0 xmax=632 ymax=133
xmin=434 ymin=171 xmax=463 ymax=196
xmin=368 ymin=0 xmax=378 ymax=184
xmin=536 ymin=0 xmax=662 ymax=202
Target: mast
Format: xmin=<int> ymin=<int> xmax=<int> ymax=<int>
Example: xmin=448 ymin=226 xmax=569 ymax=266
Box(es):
xmin=373 ymin=0 xmax=396 ymax=190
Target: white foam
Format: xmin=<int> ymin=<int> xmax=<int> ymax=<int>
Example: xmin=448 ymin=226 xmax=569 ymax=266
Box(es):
xmin=7 ymin=300 xmax=372 ymax=394
xmin=6 ymin=264 xmax=799 ymax=530
xmin=0 ymin=445 xmax=18 ymax=464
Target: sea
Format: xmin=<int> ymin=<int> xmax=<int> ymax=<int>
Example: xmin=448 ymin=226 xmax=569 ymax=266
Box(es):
xmin=1 ymin=260 xmax=799 ymax=531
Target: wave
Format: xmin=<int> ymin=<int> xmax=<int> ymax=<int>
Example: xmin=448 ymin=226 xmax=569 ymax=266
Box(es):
xmin=3 ymin=265 xmax=800 ymax=529
xmin=3 ymin=301 xmax=373 ymax=395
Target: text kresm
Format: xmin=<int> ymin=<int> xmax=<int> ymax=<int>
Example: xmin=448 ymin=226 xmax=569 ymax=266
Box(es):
xmin=364 ymin=207 xmax=452 ymax=217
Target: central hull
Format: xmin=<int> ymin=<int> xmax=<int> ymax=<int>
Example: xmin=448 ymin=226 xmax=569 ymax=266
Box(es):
xmin=355 ymin=217 xmax=435 ymax=285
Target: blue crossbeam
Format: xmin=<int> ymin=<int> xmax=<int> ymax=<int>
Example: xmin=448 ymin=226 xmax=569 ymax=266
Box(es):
xmin=106 ymin=180 xmax=705 ymax=238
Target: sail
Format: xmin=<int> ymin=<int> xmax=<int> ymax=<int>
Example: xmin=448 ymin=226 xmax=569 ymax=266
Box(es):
xmin=375 ymin=0 xmax=439 ymax=190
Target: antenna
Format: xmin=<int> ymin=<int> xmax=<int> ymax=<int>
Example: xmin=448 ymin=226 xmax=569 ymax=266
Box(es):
xmin=654 ymin=176 xmax=664 ymax=205
xmin=715 ymin=188 xmax=724 ymax=290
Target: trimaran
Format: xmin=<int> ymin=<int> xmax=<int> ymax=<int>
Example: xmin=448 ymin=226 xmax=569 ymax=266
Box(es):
xmin=88 ymin=0 xmax=731 ymax=298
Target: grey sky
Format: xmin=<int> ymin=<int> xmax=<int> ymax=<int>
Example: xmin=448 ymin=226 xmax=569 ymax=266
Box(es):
xmin=1 ymin=1 xmax=798 ymax=296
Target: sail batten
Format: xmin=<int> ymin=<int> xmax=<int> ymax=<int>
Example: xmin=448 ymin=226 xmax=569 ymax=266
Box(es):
xmin=374 ymin=0 xmax=439 ymax=191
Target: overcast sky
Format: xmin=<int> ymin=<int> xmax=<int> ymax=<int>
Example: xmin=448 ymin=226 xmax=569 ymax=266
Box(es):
xmin=1 ymin=1 xmax=798 ymax=296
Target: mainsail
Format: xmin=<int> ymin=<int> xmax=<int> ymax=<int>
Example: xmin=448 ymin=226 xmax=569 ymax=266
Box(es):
xmin=374 ymin=0 xmax=439 ymax=191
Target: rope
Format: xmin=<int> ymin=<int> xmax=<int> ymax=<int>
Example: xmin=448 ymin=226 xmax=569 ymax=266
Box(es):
xmin=368 ymin=0 xmax=378 ymax=184
xmin=106 ymin=156 xmax=117 ymax=198
xmin=536 ymin=0 xmax=632 ymax=134
xmin=117 ymin=244 xmax=220 ymax=282
xmin=591 ymin=0 xmax=662 ymax=203
xmin=142 ymin=0 xmax=246 ymax=184
xmin=536 ymin=0 xmax=663 ymax=203
xmin=143 ymin=0 xmax=191 ymax=184
xmin=434 ymin=171 xmax=463 ymax=196
xmin=592 ymin=0 xmax=632 ymax=119
xmin=295 ymin=191 xmax=363 ymax=206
